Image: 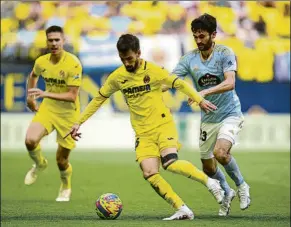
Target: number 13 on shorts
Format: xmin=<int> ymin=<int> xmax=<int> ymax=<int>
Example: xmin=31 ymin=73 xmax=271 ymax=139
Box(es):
xmin=200 ymin=129 xmax=207 ymax=142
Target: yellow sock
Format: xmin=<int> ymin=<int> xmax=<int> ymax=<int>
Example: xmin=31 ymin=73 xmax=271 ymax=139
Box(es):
xmin=60 ymin=163 xmax=72 ymax=189
xmin=146 ymin=173 xmax=184 ymax=209
xmin=166 ymin=160 xmax=208 ymax=185
xmin=28 ymin=144 xmax=45 ymax=167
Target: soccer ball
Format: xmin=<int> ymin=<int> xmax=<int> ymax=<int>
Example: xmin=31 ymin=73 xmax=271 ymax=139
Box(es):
xmin=95 ymin=193 xmax=123 ymax=220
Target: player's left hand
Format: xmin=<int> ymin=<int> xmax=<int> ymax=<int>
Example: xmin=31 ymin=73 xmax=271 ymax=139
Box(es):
xmin=64 ymin=124 xmax=82 ymax=141
xmin=187 ymin=90 xmax=207 ymax=106
xmin=199 ymin=99 xmax=217 ymax=113
xmin=28 ymin=88 xmax=46 ymax=99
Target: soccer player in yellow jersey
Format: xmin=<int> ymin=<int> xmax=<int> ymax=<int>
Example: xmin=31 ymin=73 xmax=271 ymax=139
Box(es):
xmin=24 ymin=26 xmax=82 ymax=202
xmin=66 ymin=34 xmax=224 ymax=220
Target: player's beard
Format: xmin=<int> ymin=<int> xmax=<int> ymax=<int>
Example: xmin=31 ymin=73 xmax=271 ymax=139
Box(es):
xmin=197 ymin=38 xmax=213 ymax=51
xmin=125 ymin=59 xmax=139 ymax=72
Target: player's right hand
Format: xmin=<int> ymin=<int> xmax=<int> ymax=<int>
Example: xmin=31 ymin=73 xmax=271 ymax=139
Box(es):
xmin=64 ymin=124 xmax=82 ymax=141
xmin=26 ymin=97 xmax=39 ymax=112
xmin=199 ymin=99 xmax=217 ymax=113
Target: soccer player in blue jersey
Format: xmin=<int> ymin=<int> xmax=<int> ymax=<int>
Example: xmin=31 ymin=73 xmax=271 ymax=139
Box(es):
xmin=170 ymin=13 xmax=251 ymax=216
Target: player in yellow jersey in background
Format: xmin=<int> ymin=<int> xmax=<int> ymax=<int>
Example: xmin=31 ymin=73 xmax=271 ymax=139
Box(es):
xmin=66 ymin=34 xmax=224 ymax=220
xmin=24 ymin=26 xmax=82 ymax=202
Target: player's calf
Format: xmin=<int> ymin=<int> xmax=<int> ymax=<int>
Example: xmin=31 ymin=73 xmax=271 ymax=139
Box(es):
xmin=56 ymin=156 xmax=70 ymax=171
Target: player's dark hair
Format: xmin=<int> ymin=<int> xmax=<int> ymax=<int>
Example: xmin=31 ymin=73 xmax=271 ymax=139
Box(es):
xmin=117 ymin=34 xmax=140 ymax=53
xmin=191 ymin=13 xmax=217 ymax=34
xmin=45 ymin=25 xmax=64 ymax=36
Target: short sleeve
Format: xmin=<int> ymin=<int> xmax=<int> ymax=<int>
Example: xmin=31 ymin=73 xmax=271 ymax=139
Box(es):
xmin=222 ymin=47 xmax=237 ymax=73
xmin=99 ymin=72 xmax=119 ymax=98
xmin=67 ymin=62 xmax=82 ymax=86
xmin=172 ymin=55 xmax=190 ymax=78
xmin=32 ymin=58 xmax=42 ymax=76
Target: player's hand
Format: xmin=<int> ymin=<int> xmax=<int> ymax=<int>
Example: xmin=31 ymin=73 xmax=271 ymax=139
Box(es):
xmin=26 ymin=97 xmax=39 ymax=112
xmin=187 ymin=90 xmax=207 ymax=106
xmin=64 ymin=124 xmax=82 ymax=141
xmin=199 ymin=99 xmax=217 ymax=113
xmin=28 ymin=88 xmax=46 ymax=99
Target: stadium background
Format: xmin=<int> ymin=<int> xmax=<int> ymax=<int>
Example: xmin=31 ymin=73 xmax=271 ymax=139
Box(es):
xmin=1 ymin=1 xmax=290 ymax=226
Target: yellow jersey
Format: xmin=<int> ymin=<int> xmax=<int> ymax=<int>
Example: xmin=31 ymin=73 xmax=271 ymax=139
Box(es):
xmin=33 ymin=51 xmax=82 ymax=116
xmin=78 ymin=59 xmax=203 ymax=136
xmin=99 ymin=60 xmax=174 ymax=135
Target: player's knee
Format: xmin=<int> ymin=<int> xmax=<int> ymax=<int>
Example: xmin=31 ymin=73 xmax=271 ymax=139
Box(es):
xmin=161 ymin=153 xmax=178 ymax=170
xmin=213 ymin=147 xmax=230 ymax=164
xmin=25 ymin=136 xmax=39 ymax=151
xmin=143 ymin=170 xmax=159 ymax=180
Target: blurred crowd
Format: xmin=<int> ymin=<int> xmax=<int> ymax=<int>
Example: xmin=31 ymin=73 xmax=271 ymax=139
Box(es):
xmin=1 ymin=1 xmax=290 ymax=82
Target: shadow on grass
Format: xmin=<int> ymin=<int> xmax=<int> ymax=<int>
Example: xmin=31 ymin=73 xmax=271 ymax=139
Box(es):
xmin=1 ymin=214 xmax=290 ymax=222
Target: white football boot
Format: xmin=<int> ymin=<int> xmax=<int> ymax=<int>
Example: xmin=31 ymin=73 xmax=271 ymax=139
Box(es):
xmin=56 ymin=185 xmax=71 ymax=202
xmin=237 ymin=182 xmax=251 ymax=210
xmin=163 ymin=205 xmax=194 ymax=221
xmin=219 ymin=188 xmax=236 ymax=216
xmin=24 ymin=159 xmax=48 ymax=185
xmin=206 ymin=178 xmax=225 ymax=204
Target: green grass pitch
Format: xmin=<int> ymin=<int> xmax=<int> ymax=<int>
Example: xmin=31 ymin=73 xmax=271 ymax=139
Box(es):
xmin=1 ymin=150 xmax=290 ymax=227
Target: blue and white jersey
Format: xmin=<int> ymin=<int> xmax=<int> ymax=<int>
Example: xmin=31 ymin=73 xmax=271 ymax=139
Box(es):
xmin=172 ymin=44 xmax=243 ymax=123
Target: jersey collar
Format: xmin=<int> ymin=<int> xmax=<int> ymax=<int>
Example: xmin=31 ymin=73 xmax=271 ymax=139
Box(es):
xmin=48 ymin=50 xmax=66 ymax=66
xmin=200 ymin=42 xmax=215 ymax=62
xmin=135 ymin=59 xmax=147 ymax=74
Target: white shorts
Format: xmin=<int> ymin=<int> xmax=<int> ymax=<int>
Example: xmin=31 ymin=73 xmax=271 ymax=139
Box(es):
xmin=199 ymin=116 xmax=244 ymax=160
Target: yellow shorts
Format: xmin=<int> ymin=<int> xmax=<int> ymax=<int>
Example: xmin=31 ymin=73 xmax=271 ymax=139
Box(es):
xmin=32 ymin=110 xmax=78 ymax=150
xmin=135 ymin=121 xmax=182 ymax=164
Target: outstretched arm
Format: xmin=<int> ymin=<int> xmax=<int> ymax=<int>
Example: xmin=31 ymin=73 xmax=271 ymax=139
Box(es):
xmin=78 ymin=92 xmax=108 ymax=125
xmin=162 ymin=75 xmax=217 ymax=112
xmin=162 ymin=75 xmax=203 ymax=104
xmin=63 ymin=92 xmax=109 ymax=141
xmin=64 ymin=72 xmax=119 ymax=140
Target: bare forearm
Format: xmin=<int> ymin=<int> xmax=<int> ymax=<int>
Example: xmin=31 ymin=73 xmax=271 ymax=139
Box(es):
xmin=202 ymin=81 xmax=234 ymax=96
xmin=43 ymin=92 xmax=77 ymax=102
xmin=77 ymin=93 xmax=107 ymax=125
xmin=26 ymin=74 xmax=39 ymax=101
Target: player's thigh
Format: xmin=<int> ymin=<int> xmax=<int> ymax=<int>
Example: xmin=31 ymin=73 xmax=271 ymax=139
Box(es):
xmin=135 ymin=136 xmax=160 ymax=164
xmin=217 ymin=116 xmax=244 ymax=150
xmin=158 ymin=122 xmax=182 ymax=153
xmin=199 ymin=122 xmax=220 ymax=160
xmin=140 ymin=157 xmax=161 ymax=179
xmin=26 ymin=113 xmax=54 ymax=144
xmin=201 ymin=157 xmax=217 ymax=175
xmin=53 ymin=115 xmax=77 ymax=150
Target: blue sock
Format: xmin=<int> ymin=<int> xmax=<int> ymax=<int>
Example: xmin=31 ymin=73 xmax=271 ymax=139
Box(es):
xmin=223 ymin=156 xmax=244 ymax=186
xmin=210 ymin=167 xmax=231 ymax=196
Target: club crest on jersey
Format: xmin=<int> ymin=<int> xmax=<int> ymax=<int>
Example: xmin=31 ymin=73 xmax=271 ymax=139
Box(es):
xmin=198 ymin=73 xmax=221 ymax=87
xmin=143 ymin=75 xmax=150 ymax=84
xmin=193 ymin=65 xmax=199 ymax=71
xmin=59 ymin=70 xmax=65 ymax=78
